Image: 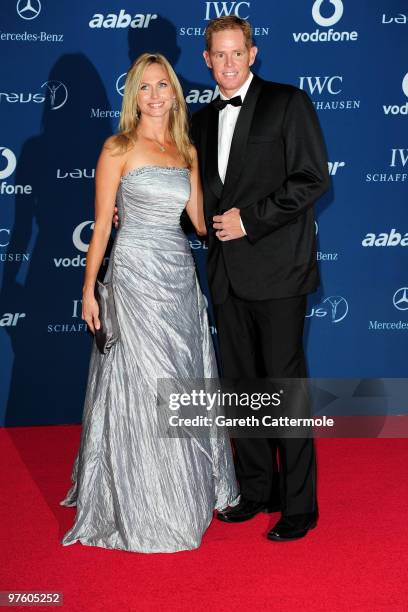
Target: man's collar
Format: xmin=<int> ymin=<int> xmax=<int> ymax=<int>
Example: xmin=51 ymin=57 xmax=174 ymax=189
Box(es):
xmin=219 ymin=71 xmax=254 ymax=102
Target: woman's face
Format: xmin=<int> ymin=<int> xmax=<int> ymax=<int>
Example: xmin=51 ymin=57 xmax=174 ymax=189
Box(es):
xmin=137 ymin=63 xmax=175 ymax=118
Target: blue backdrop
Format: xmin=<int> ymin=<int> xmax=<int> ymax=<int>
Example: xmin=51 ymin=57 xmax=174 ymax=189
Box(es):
xmin=1 ymin=0 xmax=407 ymax=426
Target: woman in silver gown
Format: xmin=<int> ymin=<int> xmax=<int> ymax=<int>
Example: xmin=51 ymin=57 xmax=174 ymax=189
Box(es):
xmin=60 ymin=53 xmax=238 ymax=553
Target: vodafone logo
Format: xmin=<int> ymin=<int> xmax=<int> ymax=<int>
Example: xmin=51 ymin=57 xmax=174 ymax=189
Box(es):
xmin=0 ymin=147 xmax=17 ymax=180
xmin=383 ymin=73 xmax=408 ymax=115
xmin=403 ymin=73 xmax=408 ymax=98
xmin=293 ymin=0 xmax=357 ymax=43
xmin=312 ymin=0 xmax=343 ymax=27
xmin=72 ymin=220 xmax=94 ymax=252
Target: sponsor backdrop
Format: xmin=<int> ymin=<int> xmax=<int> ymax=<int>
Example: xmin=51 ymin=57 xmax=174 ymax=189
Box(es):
xmin=0 ymin=0 xmax=407 ymax=426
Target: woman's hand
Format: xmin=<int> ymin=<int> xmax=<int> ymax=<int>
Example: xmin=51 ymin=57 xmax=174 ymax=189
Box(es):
xmin=82 ymin=291 xmax=100 ymax=334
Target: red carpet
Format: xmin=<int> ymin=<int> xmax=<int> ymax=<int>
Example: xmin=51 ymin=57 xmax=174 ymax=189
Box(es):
xmin=1 ymin=426 xmax=407 ymax=611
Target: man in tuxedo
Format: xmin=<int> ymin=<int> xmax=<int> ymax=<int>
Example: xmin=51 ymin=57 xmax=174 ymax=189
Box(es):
xmin=191 ymin=16 xmax=329 ymax=541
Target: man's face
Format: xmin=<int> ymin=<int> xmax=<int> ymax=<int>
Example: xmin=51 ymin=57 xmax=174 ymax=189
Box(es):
xmin=203 ymin=28 xmax=257 ymax=97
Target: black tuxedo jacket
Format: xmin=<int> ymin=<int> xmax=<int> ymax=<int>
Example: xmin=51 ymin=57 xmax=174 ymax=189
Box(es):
xmin=191 ymin=75 xmax=330 ymax=304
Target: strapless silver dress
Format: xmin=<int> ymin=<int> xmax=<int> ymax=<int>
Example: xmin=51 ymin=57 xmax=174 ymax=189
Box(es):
xmin=60 ymin=166 xmax=238 ymax=553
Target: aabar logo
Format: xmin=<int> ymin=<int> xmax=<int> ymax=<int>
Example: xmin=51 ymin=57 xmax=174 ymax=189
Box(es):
xmin=0 ymin=312 xmax=26 ymax=327
xmin=89 ymin=10 xmax=157 ymax=29
xmin=328 ymin=161 xmax=345 ymax=175
xmin=185 ymin=86 xmax=219 ymax=105
xmin=362 ymin=230 xmax=408 ymax=247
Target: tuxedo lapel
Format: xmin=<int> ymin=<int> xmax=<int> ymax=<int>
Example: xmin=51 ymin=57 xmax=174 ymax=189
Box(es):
xmin=220 ymin=75 xmax=263 ymax=211
xmin=205 ymin=103 xmax=223 ymax=200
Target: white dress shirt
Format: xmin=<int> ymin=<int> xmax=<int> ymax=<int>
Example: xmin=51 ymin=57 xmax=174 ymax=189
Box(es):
xmin=217 ymin=72 xmax=253 ymax=234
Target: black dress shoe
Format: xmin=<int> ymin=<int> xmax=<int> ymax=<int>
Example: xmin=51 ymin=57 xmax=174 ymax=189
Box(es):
xmin=218 ymin=498 xmax=279 ymax=523
xmin=267 ymin=513 xmax=318 ymax=541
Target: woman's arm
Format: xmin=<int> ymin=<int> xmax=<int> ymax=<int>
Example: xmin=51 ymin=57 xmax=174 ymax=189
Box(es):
xmin=185 ymin=146 xmax=206 ymax=236
xmin=82 ymin=138 xmax=124 ymax=333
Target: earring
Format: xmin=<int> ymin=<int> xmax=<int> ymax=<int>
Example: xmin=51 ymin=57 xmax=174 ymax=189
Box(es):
xmin=135 ymin=107 xmax=140 ymax=119
xmin=172 ymin=99 xmax=179 ymax=111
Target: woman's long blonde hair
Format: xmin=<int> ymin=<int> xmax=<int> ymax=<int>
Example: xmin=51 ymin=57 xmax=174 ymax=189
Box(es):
xmin=109 ymin=53 xmax=192 ymax=168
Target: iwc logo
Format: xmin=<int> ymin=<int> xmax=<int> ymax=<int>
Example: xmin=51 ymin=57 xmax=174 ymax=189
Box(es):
xmin=179 ymin=2 xmax=269 ymax=38
xmin=298 ymin=75 xmax=360 ymax=111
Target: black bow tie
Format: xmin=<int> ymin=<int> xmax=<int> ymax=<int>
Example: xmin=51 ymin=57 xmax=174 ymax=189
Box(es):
xmin=212 ymin=95 xmax=242 ymax=111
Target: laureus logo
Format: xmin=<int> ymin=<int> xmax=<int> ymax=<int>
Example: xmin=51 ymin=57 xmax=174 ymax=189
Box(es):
xmin=306 ymin=295 xmax=349 ymax=323
xmin=41 ymin=80 xmax=68 ymax=110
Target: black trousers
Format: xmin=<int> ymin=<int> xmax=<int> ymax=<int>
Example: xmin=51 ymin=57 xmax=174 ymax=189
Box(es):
xmin=215 ymin=292 xmax=318 ymax=516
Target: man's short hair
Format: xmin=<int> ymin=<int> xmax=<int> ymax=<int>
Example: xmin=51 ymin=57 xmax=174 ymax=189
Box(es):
xmin=205 ymin=16 xmax=253 ymax=51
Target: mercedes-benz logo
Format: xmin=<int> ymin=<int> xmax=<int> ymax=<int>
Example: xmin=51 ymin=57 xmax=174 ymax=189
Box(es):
xmin=323 ymin=295 xmax=349 ymax=323
xmin=393 ymin=287 xmax=408 ymax=311
xmin=41 ymin=80 xmax=68 ymax=110
xmin=116 ymin=73 xmax=127 ymax=97
xmin=17 ymin=0 xmax=41 ymax=20
xmin=0 ymin=147 xmax=17 ymax=180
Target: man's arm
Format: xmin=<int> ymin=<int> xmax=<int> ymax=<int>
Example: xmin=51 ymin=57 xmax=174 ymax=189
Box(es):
xmin=240 ymin=88 xmax=330 ymax=245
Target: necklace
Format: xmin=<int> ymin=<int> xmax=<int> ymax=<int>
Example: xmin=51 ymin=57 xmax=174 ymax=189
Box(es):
xmin=142 ymin=135 xmax=166 ymax=152
xmin=154 ymin=140 xmax=166 ymax=152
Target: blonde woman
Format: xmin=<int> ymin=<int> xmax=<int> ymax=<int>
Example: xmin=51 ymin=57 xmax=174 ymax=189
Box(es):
xmin=60 ymin=53 xmax=238 ymax=553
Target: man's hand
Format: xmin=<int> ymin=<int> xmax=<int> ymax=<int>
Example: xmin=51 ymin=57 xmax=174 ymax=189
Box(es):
xmin=213 ymin=208 xmax=245 ymax=241
xmin=113 ymin=206 xmax=119 ymax=229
